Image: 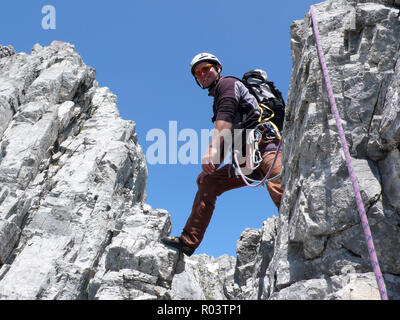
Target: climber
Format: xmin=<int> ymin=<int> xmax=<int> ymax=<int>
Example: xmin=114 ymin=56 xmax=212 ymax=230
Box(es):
xmin=161 ymin=53 xmax=283 ymax=256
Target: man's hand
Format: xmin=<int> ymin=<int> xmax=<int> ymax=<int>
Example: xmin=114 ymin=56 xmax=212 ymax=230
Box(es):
xmin=201 ymin=150 xmax=216 ymax=175
xmin=201 ymin=120 xmax=232 ymax=174
xmin=198 ymin=149 xmax=217 ymax=184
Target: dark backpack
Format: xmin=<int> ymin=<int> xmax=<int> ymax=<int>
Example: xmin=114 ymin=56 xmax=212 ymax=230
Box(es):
xmin=242 ymin=69 xmax=286 ymax=131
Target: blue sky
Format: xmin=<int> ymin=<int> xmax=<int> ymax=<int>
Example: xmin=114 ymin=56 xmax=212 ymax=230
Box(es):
xmin=2 ymin=0 xmax=318 ymax=258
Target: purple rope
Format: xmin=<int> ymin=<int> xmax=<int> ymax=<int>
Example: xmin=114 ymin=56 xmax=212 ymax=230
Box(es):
xmin=310 ymin=5 xmax=388 ymax=300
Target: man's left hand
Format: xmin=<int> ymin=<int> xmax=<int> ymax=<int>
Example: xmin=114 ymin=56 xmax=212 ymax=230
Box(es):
xmin=201 ymin=153 xmax=216 ymax=175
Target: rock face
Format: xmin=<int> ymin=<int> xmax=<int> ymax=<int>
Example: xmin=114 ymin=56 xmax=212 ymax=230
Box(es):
xmin=170 ymin=254 xmax=235 ymax=300
xmin=1 ymin=0 xmax=400 ymax=301
xmin=223 ymin=0 xmax=400 ymax=300
xmin=0 ymin=41 xmax=179 ymax=299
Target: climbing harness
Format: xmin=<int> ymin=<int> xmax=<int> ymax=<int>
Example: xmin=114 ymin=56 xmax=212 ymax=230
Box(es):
xmin=244 ymin=121 xmax=281 ymax=172
xmin=232 ymin=121 xmax=282 ymax=189
xmin=233 ymin=138 xmax=282 ymax=188
xmin=310 ymin=5 xmax=388 ymax=300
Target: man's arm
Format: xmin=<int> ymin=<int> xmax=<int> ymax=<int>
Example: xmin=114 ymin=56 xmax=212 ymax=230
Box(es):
xmin=198 ymin=78 xmax=238 ymax=183
xmin=201 ymin=119 xmax=232 ymax=175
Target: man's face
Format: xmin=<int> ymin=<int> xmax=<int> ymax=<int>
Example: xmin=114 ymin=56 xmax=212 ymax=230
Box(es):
xmin=194 ymin=62 xmax=220 ymax=88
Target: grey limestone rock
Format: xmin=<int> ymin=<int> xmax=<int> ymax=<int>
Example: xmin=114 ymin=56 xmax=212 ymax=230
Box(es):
xmin=170 ymin=254 xmax=235 ymax=300
xmin=261 ymin=0 xmax=400 ymax=299
xmin=0 ymin=41 xmax=180 ymax=299
xmin=0 ymin=45 xmax=15 ymax=59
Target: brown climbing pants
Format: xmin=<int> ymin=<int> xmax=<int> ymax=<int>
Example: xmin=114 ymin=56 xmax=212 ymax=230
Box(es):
xmin=181 ymin=143 xmax=283 ymax=249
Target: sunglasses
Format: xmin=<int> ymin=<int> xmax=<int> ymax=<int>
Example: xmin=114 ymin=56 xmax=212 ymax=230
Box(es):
xmin=194 ymin=63 xmax=214 ymax=78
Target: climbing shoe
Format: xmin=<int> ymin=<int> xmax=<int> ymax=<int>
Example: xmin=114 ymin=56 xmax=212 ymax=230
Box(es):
xmin=161 ymin=236 xmax=195 ymax=257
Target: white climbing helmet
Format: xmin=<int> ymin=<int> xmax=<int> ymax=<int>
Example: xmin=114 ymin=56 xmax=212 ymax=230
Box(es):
xmin=190 ymin=52 xmax=222 ymax=76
